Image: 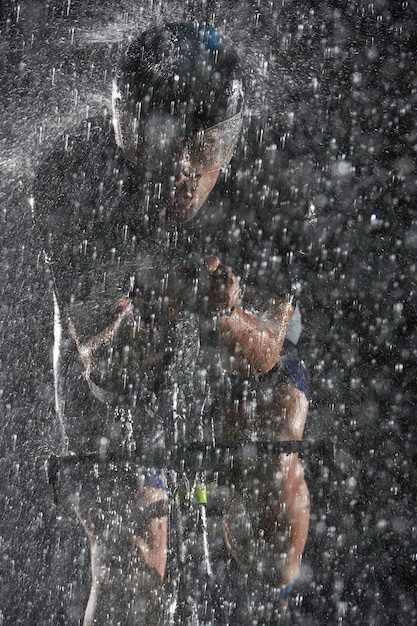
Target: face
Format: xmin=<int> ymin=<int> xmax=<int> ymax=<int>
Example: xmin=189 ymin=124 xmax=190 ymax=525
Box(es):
xmin=169 ymin=162 xmax=220 ymax=223
xmin=113 ymin=106 xmax=242 ymax=224
xmin=137 ymin=155 xmax=221 ymax=224
xmin=132 ymin=115 xmax=223 ymax=224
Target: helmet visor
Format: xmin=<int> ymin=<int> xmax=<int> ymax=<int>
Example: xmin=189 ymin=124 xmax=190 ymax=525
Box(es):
xmin=183 ymin=112 xmax=243 ymax=174
xmin=115 ymin=103 xmax=242 ymax=176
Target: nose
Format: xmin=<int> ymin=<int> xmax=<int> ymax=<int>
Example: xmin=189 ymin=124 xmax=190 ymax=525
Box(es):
xmin=175 ymin=170 xmax=191 ymax=185
xmin=174 ymin=170 xmax=197 ymax=195
xmin=174 ymin=150 xmax=198 ymax=188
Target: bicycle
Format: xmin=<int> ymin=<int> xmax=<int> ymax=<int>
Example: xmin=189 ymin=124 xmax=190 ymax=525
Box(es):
xmin=47 ymin=437 xmax=335 ymax=626
xmin=46 ymin=311 xmax=334 ymax=625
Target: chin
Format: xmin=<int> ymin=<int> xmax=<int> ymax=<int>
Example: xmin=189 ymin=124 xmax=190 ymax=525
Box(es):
xmin=167 ymin=203 xmax=202 ymax=224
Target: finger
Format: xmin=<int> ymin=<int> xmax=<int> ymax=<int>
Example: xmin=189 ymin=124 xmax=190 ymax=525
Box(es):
xmin=205 ymin=255 xmax=220 ymax=273
xmin=208 ymin=286 xmax=237 ymax=310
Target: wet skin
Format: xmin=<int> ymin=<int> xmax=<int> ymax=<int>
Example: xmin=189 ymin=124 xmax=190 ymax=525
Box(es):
xmin=169 ymin=167 xmax=220 ymax=222
xmin=136 ymin=147 xmax=221 ymax=223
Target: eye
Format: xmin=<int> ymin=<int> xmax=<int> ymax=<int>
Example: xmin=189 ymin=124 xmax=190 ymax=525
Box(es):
xmin=181 ymin=170 xmax=201 ymax=183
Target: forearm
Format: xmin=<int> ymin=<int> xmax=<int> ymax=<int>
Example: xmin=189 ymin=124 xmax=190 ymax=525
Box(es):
xmin=68 ymin=297 xmax=135 ymax=382
xmin=168 ymin=259 xmax=293 ymax=376
xmin=219 ymin=297 xmax=294 ymax=376
xmin=65 ymin=262 xmax=169 ymax=391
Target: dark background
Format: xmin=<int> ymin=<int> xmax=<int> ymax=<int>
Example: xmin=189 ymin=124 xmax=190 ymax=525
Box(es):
xmin=1 ymin=1 xmax=416 ymax=623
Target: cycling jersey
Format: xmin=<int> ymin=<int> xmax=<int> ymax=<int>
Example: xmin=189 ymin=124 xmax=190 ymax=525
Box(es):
xmin=34 ymin=115 xmax=307 ymax=458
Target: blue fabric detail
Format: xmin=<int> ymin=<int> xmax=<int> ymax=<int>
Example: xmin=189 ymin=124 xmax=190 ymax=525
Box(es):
xmin=144 ymin=468 xmax=165 ymax=490
xmin=282 ymin=578 xmax=296 ymax=600
xmin=198 ymin=25 xmax=221 ymax=51
xmin=282 ymin=360 xmax=311 ymax=400
xmin=246 ymin=577 xmax=297 ymax=609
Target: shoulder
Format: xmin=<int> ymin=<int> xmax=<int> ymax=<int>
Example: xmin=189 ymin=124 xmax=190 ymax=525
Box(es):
xmin=32 ymin=116 xmax=137 ymax=248
xmin=33 ymin=116 xmax=118 ymax=202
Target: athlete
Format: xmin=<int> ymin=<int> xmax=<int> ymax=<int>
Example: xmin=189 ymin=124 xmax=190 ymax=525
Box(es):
xmin=34 ymin=23 xmax=310 ymax=624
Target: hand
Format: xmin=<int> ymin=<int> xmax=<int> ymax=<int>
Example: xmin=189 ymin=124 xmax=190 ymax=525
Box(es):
xmin=167 ymin=257 xmax=241 ymax=318
xmin=205 ymin=256 xmax=241 ymax=315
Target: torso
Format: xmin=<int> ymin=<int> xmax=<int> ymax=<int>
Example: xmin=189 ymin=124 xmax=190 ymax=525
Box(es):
xmin=34 ymin=115 xmax=301 ymax=455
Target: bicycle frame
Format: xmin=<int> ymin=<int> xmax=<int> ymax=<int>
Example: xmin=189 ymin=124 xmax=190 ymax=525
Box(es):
xmin=165 ymin=470 xmax=213 ymax=625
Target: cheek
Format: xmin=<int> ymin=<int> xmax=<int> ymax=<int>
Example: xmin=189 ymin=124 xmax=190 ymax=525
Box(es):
xmin=195 ymin=171 xmax=220 ymax=207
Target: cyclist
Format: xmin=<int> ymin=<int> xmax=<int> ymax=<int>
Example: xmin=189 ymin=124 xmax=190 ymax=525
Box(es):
xmin=34 ymin=22 xmax=310 ymax=623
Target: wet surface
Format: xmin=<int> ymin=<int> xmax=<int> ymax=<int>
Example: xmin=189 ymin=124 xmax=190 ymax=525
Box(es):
xmin=1 ymin=1 xmax=416 ymax=623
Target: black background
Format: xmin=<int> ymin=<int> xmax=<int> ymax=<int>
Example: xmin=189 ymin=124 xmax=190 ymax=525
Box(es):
xmin=1 ymin=1 xmax=416 ymax=623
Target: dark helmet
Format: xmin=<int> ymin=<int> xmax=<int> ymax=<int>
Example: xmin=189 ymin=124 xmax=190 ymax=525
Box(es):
xmin=112 ymin=22 xmax=244 ymax=173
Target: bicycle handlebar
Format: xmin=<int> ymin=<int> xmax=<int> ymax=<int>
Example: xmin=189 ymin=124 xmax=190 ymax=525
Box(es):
xmin=47 ymin=439 xmax=335 ymax=476
xmin=46 ymin=440 xmax=336 ymax=505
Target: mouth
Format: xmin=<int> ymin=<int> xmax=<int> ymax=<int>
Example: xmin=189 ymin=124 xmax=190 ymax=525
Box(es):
xmin=171 ymin=196 xmax=193 ymax=213
xmin=168 ymin=191 xmax=195 ymax=220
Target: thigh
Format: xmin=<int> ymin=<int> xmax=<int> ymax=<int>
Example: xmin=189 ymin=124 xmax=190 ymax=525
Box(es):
xmin=223 ymin=452 xmax=310 ymax=587
xmin=217 ymin=368 xmax=309 ymax=443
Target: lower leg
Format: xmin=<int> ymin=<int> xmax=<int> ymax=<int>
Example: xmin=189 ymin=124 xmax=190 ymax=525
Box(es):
xmin=73 ymin=486 xmax=166 ymax=626
xmin=135 ymin=486 xmax=168 ymax=582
